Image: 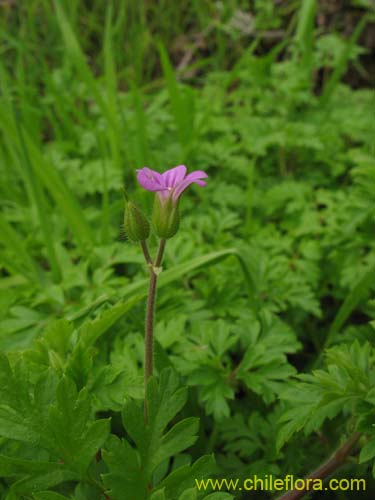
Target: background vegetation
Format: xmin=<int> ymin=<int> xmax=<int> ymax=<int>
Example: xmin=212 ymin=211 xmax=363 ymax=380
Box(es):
xmin=0 ymin=1 xmax=374 ymax=499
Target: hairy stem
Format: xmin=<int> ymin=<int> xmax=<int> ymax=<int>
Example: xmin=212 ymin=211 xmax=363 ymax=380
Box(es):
xmin=143 ymin=238 xmax=166 ymax=421
xmin=141 ymin=239 xmax=152 ymax=266
xmin=276 ymin=432 xmax=361 ymax=500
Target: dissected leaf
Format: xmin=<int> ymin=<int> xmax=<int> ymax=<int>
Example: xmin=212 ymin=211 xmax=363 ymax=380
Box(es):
xmin=103 ymin=369 xmax=201 ymax=499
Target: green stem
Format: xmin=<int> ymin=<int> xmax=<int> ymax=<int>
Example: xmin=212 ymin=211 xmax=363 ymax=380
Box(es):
xmin=278 ymin=147 xmax=288 ymax=177
xmin=143 ymin=238 xmax=166 ymax=421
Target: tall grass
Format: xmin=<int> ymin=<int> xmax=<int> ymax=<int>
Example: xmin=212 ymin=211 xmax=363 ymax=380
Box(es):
xmin=0 ymin=0 xmax=371 ymax=303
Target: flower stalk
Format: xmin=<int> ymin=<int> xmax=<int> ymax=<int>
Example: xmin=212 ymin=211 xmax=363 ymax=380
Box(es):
xmin=144 ymin=238 xmax=166 ymax=384
xmin=276 ymin=432 xmax=361 ymax=500
xmin=141 ymin=238 xmax=166 ymax=423
xmin=131 ymin=164 xmax=207 ymax=422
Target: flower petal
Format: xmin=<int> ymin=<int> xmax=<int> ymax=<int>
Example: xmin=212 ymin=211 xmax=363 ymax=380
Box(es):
xmin=172 ymin=170 xmax=208 ymax=202
xmin=161 ymin=165 xmax=187 ymax=188
xmin=137 ymin=167 xmax=166 ymax=192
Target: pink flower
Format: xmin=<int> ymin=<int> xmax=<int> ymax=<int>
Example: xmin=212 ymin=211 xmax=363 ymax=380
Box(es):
xmin=136 ymin=165 xmax=208 ymax=203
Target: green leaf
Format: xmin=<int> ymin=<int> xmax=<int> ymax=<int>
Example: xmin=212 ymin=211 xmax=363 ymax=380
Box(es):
xmin=102 ymin=434 xmax=144 ymax=499
xmin=66 ymin=296 xmax=144 ymax=387
xmin=0 ymin=353 xmax=39 ymax=443
xmin=24 ymin=319 xmax=74 ymax=370
xmin=90 ymin=365 xmax=143 ymax=412
xmin=188 ymin=367 xmax=234 ymax=421
xmin=178 ymin=488 xmax=197 ymax=500
xmin=204 ymin=494 xmax=234 ymax=500
xmin=9 ymin=469 xmax=76 ymax=495
xmin=0 ymin=215 xmax=43 ymax=283
xmin=150 ymin=490 xmax=166 ymax=500
xmin=157 ymin=455 xmax=216 ymax=498
xmin=237 ymin=312 xmax=300 ymax=404
xmin=295 ymin=0 xmax=316 ymax=68
xmin=52 ymin=0 xmax=109 ymax=123
xmin=204 ymin=494 xmax=234 ymax=499
xmin=103 ymin=368 xmax=199 ymax=499
xmin=33 ymin=493 xmax=70 ymax=500
xmin=120 ymin=249 xmax=256 ymax=304
xmin=277 ymin=341 xmax=374 ymax=450
xmin=78 ymin=296 xmax=145 ymax=347
xmin=47 ymin=377 xmax=110 ymax=476
xmin=124 ymin=369 xmax=199 ymax=479
xmin=0 ymin=455 xmax=64 ymax=478
xmin=68 ymin=249 xmax=255 ymax=347
xmin=359 ymin=438 xmax=375 ymax=464
xmin=321 ymin=13 xmax=370 ymax=103
xmin=324 ymin=266 xmax=375 ymax=350
xmin=52 ymin=0 xmax=121 ymax=174
xmin=65 ymin=341 xmax=94 ymax=390
xmin=24 ymin=132 xmax=94 ymax=251
xmin=158 ymin=42 xmax=196 ymax=159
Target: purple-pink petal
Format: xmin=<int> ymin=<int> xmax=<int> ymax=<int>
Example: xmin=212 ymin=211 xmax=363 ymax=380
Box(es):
xmin=137 ymin=165 xmax=208 ymax=203
xmin=161 ymin=165 xmax=187 ymax=188
xmin=137 ymin=167 xmax=167 ymax=192
xmin=172 ymin=171 xmax=208 ymax=202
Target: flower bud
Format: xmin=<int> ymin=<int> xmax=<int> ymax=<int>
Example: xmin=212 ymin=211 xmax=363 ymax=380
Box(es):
xmin=124 ymin=201 xmax=150 ymax=242
xmin=152 ymin=195 xmax=180 ymax=239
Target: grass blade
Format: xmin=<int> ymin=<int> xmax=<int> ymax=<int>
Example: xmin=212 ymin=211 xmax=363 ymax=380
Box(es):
xmin=294 ymin=0 xmax=316 ymax=78
xmin=324 ymin=265 xmax=375 ymax=350
xmin=0 ymin=216 xmax=43 ymax=284
xmin=78 ymin=295 xmax=144 ymax=347
xmin=158 ymin=41 xmax=196 ymax=160
xmin=53 ymin=0 xmax=121 ymax=172
xmin=321 ymin=13 xmax=369 ymax=104
xmin=71 ymin=248 xmax=257 ymax=348
xmin=120 ymin=248 xmax=257 ymax=302
xmin=14 ymin=112 xmax=62 ymax=282
xmin=24 ymin=133 xmax=95 ymax=250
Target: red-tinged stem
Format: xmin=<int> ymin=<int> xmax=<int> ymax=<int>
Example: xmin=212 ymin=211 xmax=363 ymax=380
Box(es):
xmin=276 ymin=432 xmax=361 ymax=500
xmin=143 ymin=239 xmax=166 ymax=422
xmin=141 ymin=240 xmax=152 ymax=266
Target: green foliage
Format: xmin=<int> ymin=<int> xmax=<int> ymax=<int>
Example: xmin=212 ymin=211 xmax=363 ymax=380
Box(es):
xmin=0 ymin=351 xmax=109 ymax=494
xmin=102 ymin=368 xmax=214 ymax=499
xmin=33 ymin=493 xmax=70 ymax=500
xmin=171 ymin=312 xmax=300 ymax=420
xmin=236 ymin=312 xmax=300 ymax=404
xmin=277 ymin=341 xmax=375 ymax=451
xmin=0 ymin=1 xmax=374 ymax=498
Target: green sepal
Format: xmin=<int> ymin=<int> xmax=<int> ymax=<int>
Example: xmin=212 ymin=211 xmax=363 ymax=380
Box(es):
xmin=152 ymin=195 xmax=180 ymax=239
xmin=124 ymin=201 xmax=150 ymax=242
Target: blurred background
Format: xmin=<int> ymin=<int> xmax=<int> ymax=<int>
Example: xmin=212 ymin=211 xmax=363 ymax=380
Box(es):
xmin=0 ymin=1 xmax=374 ymax=498
xmin=1 ymin=0 xmax=373 ymax=339
xmin=1 ymin=0 xmax=374 ymax=350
